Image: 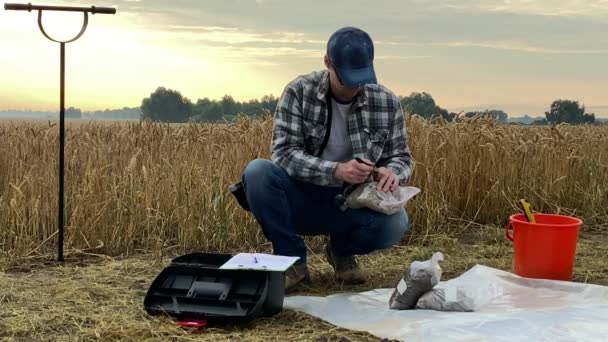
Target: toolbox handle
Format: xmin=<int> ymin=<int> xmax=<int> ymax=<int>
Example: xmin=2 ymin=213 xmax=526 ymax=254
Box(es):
xmin=187 ymin=281 xmax=232 ymax=300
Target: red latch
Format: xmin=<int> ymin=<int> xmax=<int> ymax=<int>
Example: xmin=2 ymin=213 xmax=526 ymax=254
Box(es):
xmin=176 ymin=319 xmax=208 ymax=329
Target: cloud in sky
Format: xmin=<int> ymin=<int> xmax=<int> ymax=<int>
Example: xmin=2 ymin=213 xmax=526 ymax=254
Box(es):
xmin=1 ymin=0 xmax=606 ymax=116
xmin=435 ymin=0 xmax=608 ymax=17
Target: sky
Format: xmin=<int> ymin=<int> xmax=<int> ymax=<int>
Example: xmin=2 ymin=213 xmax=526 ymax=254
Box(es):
xmin=1 ymin=0 xmax=607 ymax=117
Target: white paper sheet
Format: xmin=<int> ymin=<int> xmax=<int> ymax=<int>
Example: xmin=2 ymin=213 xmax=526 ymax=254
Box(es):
xmin=219 ymin=253 xmax=299 ymax=271
xmin=284 ymin=265 xmax=608 ymax=342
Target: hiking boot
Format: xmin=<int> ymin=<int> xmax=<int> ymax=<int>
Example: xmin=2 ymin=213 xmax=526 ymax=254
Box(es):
xmin=284 ymin=262 xmax=310 ymax=292
xmin=324 ymin=243 xmax=367 ymax=285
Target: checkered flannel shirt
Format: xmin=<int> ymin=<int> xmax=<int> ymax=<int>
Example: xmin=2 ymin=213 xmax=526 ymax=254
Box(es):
xmin=271 ymin=69 xmax=414 ymax=187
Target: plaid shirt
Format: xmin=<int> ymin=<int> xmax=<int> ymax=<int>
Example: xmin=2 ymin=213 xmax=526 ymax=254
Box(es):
xmin=271 ymin=69 xmax=414 ymax=187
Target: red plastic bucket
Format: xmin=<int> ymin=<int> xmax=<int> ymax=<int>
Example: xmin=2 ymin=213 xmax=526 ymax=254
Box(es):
xmin=506 ymin=213 xmax=582 ymax=281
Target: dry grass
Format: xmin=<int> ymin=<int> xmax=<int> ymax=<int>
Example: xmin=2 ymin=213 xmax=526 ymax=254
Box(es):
xmin=1 ymin=227 xmax=606 ymax=342
xmin=1 ymin=116 xmax=607 ymax=259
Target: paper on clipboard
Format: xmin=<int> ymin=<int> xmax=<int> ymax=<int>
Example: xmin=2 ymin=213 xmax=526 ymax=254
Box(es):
xmin=219 ymin=253 xmax=300 ymax=271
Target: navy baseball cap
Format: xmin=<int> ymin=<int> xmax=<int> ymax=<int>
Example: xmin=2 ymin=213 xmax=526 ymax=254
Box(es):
xmin=327 ymin=27 xmax=376 ymax=87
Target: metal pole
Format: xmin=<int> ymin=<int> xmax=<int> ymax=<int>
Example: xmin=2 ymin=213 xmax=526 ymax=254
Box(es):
xmin=4 ymin=3 xmax=116 ymax=262
xmin=58 ymin=42 xmax=65 ymax=262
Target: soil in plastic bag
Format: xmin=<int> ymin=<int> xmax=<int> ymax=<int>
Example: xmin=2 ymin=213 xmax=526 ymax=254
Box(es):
xmin=416 ymin=287 xmax=476 ymax=312
xmin=389 ymin=252 xmax=444 ymax=310
xmin=343 ymin=184 xmax=421 ymax=215
xmin=416 ymin=273 xmax=503 ymax=312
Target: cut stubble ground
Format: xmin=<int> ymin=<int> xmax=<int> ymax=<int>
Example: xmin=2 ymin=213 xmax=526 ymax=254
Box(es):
xmin=1 ymin=227 xmax=606 ymax=342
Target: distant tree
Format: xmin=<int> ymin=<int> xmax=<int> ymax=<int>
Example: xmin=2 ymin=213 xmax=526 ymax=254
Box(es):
xmin=141 ymin=87 xmax=193 ymax=123
xmin=243 ymin=99 xmax=262 ymax=116
xmin=65 ymin=107 xmax=82 ymax=119
xmin=220 ymin=95 xmax=238 ymax=116
xmin=545 ymin=99 xmax=595 ymax=124
xmin=203 ymin=102 xmax=223 ymax=122
xmin=260 ymin=94 xmax=279 ymax=114
xmin=533 ymin=118 xmax=548 ymax=125
xmin=400 ymin=92 xmax=437 ymax=118
xmin=188 ymin=93 xmax=280 ymax=122
xmin=465 ymin=109 xmax=508 ymax=123
xmin=195 ymin=97 xmax=212 ymax=109
xmin=89 ymin=107 xmax=142 ymax=120
xmin=490 ymin=109 xmax=508 ymax=123
xmin=581 ymin=112 xmax=596 ymax=124
xmin=518 ymin=115 xmax=533 ymax=124
xmin=192 ymin=97 xmax=216 ymax=122
xmin=434 ymin=106 xmax=458 ymax=122
xmin=400 ymin=92 xmax=457 ymax=121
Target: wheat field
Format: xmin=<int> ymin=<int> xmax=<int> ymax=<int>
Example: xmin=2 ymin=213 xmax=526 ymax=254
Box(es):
xmin=1 ymin=116 xmax=607 ymax=259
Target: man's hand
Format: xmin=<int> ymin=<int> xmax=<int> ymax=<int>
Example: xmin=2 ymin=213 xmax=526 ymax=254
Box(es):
xmin=335 ymin=158 xmax=374 ymax=184
xmin=374 ymin=167 xmax=400 ymax=192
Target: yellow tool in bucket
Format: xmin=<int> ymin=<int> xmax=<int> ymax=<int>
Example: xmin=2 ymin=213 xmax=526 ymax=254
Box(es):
xmin=519 ymin=199 xmax=535 ymax=223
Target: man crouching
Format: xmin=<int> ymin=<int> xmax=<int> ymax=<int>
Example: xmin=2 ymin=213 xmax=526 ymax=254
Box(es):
xmin=237 ymin=26 xmax=414 ymax=291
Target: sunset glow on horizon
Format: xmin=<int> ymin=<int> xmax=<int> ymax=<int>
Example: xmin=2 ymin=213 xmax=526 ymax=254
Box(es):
xmin=1 ymin=0 xmax=607 ymax=117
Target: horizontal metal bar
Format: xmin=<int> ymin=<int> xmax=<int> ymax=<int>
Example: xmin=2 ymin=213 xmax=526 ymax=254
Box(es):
xmin=4 ymin=3 xmax=116 ymax=14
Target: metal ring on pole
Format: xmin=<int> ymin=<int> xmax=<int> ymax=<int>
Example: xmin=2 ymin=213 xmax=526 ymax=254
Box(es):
xmin=37 ymin=9 xmax=89 ymax=43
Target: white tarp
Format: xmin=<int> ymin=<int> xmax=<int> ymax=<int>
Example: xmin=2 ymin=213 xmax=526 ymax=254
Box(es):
xmin=284 ymin=265 xmax=608 ymax=342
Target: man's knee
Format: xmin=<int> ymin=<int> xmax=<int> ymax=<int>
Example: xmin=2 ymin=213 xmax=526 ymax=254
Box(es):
xmin=244 ymin=158 xmax=271 ymax=180
xmin=244 ymin=158 xmax=279 ymax=184
xmin=373 ymin=208 xmax=410 ymax=250
xmin=242 ymin=158 xmax=290 ymax=196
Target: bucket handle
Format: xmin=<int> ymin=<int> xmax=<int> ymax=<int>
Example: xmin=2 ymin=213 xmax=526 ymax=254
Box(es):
xmin=505 ymin=221 xmax=514 ymax=242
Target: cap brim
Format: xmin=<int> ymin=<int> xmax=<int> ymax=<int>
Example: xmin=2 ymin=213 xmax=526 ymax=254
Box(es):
xmin=336 ymin=65 xmax=377 ymax=87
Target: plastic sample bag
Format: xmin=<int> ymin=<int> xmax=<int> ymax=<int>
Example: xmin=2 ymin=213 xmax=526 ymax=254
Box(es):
xmin=339 ymin=184 xmax=421 ymax=215
xmin=389 ymin=252 xmax=444 ymax=309
xmin=416 ymin=265 xmax=504 ymax=312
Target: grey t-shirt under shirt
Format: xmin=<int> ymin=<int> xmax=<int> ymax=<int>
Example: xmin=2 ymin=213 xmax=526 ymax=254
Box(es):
xmin=320 ymin=96 xmax=353 ymax=162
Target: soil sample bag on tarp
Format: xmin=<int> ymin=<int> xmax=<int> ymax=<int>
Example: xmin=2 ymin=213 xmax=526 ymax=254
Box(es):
xmin=416 ymin=286 xmax=476 ymax=312
xmin=416 ymin=268 xmax=503 ymax=312
xmin=389 ymin=252 xmax=444 ymax=310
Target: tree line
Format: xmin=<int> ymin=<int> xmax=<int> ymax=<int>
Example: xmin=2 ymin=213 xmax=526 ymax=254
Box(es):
xmin=399 ymin=92 xmax=597 ymax=125
xmin=139 ymin=86 xmax=599 ymax=125
xmin=140 ymin=87 xmax=278 ymax=123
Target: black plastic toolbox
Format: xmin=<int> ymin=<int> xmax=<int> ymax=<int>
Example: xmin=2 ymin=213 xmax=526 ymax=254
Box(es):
xmin=143 ymin=252 xmax=285 ymax=325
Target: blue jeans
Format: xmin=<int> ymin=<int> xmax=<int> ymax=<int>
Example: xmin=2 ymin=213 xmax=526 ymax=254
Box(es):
xmin=241 ymin=158 xmax=410 ymax=264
